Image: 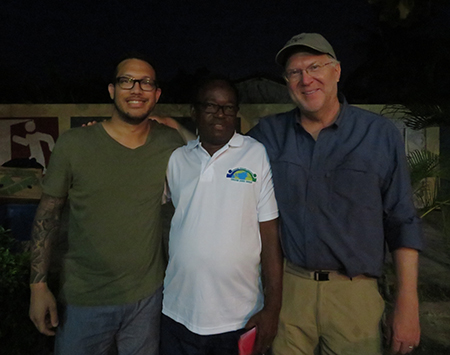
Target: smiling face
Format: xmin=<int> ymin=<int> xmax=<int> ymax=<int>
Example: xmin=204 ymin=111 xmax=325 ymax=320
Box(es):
xmin=108 ymin=58 xmax=161 ymax=125
xmin=285 ymin=51 xmax=341 ymax=118
xmin=192 ymin=80 xmax=239 ymax=156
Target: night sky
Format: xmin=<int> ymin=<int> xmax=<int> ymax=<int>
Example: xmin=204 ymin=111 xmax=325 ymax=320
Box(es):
xmin=2 ymin=0 xmax=450 ymax=103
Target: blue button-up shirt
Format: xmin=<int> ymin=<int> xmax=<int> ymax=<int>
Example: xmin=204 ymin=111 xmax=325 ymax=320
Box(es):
xmin=249 ymin=98 xmax=423 ymax=277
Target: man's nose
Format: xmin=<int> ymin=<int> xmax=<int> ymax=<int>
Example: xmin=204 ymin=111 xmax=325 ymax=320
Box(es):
xmin=131 ymin=81 xmax=143 ymax=93
xmin=215 ymin=106 xmax=226 ymax=117
xmin=299 ymin=71 xmax=314 ymax=85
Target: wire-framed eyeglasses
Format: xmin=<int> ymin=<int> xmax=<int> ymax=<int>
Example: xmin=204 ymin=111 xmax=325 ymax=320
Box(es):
xmin=284 ymin=61 xmax=335 ymax=82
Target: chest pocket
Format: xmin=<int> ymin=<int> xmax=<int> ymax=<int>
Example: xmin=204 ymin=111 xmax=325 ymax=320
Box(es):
xmin=329 ymin=157 xmax=383 ymax=210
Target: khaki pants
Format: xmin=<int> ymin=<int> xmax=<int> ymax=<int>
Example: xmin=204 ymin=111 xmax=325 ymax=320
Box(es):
xmin=272 ymin=263 xmax=385 ymax=355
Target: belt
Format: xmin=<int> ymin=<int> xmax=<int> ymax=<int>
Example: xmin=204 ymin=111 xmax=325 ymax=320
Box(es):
xmin=285 ymin=261 xmax=374 ymax=281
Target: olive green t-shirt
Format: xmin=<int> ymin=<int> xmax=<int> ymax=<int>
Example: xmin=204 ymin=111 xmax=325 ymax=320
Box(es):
xmin=43 ymin=121 xmax=184 ymax=306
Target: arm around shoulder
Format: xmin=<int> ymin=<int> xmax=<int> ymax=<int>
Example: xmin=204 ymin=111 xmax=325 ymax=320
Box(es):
xmin=150 ymin=115 xmax=196 ymax=143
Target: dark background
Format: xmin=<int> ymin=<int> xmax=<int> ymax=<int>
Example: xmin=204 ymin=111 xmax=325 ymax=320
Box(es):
xmin=1 ymin=0 xmax=450 ymax=104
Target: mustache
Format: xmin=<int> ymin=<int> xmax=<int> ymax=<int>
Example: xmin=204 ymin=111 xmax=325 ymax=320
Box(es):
xmin=126 ymin=95 xmax=146 ymax=100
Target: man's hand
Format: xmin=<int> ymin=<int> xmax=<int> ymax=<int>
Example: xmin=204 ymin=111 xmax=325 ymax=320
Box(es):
xmin=387 ymin=293 xmax=420 ymax=354
xmin=388 ymin=248 xmax=421 ymax=354
xmin=149 ymin=115 xmax=180 ymax=130
xmin=81 ymin=120 xmax=98 ymax=127
xmin=244 ymin=307 xmax=279 ymax=355
xmin=250 ymin=218 xmax=282 ymax=354
xmin=29 ymin=283 xmax=59 ymax=336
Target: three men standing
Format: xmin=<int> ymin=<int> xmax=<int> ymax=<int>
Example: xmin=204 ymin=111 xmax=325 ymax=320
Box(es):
xmin=29 ymin=33 xmax=423 ymax=355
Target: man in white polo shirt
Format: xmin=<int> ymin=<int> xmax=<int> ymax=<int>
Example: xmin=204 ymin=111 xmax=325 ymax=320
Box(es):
xmin=161 ymin=78 xmax=283 ymax=355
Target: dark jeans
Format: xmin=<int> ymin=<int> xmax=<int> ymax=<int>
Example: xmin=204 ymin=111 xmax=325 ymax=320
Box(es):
xmin=160 ymin=314 xmax=246 ymax=355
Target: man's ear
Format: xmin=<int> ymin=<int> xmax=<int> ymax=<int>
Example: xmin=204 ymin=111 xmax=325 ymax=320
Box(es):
xmin=334 ymin=62 xmax=342 ymax=83
xmin=190 ymin=105 xmax=197 ymax=123
xmin=108 ymin=83 xmax=115 ymax=100
xmin=155 ymin=88 xmax=162 ymax=103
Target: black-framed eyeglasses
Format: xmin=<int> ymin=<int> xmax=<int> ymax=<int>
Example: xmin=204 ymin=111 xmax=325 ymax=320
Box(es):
xmin=196 ymin=102 xmax=239 ymax=116
xmin=116 ymin=76 xmax=158 ymax=92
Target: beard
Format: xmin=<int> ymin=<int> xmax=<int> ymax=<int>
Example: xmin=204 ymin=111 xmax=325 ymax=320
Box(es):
xmin=113 ymin=101 xmax=150 ymax=125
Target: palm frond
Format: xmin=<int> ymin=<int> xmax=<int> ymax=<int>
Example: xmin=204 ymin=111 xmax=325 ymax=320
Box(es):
xmin=382 ymin=104 xmax=450 ymax=129
xmin=407 ymin=149 xmax=440 ymax=209
xmin=407 ymin=149 xmax=440 ymax=187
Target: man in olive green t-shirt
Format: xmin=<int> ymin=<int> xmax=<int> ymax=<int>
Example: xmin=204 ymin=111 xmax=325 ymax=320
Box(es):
xmin=29 ymin=56 xmax=184 ymax=355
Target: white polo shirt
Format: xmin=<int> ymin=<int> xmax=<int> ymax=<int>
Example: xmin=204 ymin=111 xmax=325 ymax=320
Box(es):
xmin=163 ymin=133 xmax=278 ymax=335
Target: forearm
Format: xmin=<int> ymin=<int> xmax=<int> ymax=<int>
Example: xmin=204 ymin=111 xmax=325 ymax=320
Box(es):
xmin=388 ymin=247 xmax=421 ymax=352
xmin=244 ymin=218 xmax=282 ymax=352
xmin=260 ymin=218 xmax=283 ymax=312
xmin=30 ymin=194 xmax=66 ymax=284
xmin=393 ymin=247 xmax=419 ymax=304
xmin=149 ymin=115 xmax=196 ymax=143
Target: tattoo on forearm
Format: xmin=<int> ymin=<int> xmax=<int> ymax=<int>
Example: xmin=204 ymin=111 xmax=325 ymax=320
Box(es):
xmin=30 ymin=195 xmax=66 ymax=284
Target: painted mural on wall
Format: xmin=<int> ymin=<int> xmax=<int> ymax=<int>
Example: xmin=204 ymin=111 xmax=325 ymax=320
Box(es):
xmin=0 ymin=117 xmax=58 ymax=169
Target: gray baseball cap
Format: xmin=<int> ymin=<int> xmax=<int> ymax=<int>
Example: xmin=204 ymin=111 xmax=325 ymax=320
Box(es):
xmin=275 ymin=33 xmax=337 ymax=66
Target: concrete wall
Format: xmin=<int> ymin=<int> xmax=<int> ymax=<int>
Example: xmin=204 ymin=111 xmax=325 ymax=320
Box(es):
xmin=0 ymin=103 xmax=439 ymax=170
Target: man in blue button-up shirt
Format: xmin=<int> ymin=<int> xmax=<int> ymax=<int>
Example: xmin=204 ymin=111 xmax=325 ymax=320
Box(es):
xmin=249 ymin=33 xmax=423 ymax=355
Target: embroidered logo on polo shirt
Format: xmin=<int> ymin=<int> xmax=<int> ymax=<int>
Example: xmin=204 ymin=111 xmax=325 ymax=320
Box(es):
xmin=226 ymin=168 xmax=257 ymax=183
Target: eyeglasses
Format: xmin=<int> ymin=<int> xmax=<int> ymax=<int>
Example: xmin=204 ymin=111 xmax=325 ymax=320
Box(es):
xmin=116 ymin=76 xmax=158 ymax=92
xmin=196 ymin=102 xmax=239 ymax=116
xmin=284 ymin=62 xmax=335 ymax=82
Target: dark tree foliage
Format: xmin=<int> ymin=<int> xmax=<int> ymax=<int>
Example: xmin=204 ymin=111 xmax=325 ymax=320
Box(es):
xmin=0 ymin=227 xmax=53 ymax=354
xmin=345 ymin=1 xmax=450 ymax=104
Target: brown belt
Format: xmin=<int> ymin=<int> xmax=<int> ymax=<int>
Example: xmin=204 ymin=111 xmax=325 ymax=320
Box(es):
xmin=285 ymin=261 xmax=374 ymax=281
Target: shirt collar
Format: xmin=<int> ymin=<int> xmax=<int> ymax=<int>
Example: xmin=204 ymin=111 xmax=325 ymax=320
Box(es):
xmin=187 ymin=131 xmax=241 ymax=151
xmin=187 ymin=137 xmax=201 ymax=150
xmin=334 ymin=93 xmax=348 ymax=127
xmin=227 ymin=132 xmax=243 ymax=147
xmin=294 ymin=93 xmax=349 ymax=129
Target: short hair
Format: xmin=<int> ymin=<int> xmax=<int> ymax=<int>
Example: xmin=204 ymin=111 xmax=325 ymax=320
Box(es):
xmin=191 ymin=75 xmax=239 ymax=105
xmin=111 ymin=52 xmax=158 ymax=87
